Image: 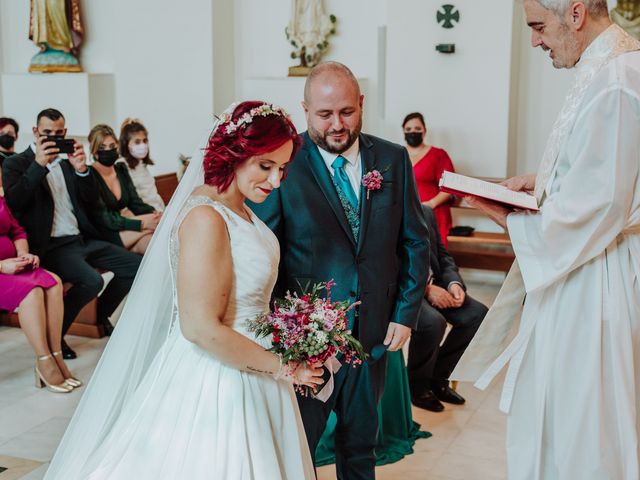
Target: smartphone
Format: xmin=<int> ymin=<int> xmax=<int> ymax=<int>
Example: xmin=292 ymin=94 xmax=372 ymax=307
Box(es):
xmin=46 ymin=136 xmax=75 ymax=154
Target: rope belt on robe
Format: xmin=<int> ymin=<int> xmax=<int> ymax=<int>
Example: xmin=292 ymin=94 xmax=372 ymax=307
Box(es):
xmin=474 ymin=223 xmax=640 ymax=414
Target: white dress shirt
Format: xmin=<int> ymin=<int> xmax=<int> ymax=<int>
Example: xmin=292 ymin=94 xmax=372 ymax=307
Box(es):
xmin=31 ymin=144 xmax=80 ymax=237
xmin=317 ymin=139 xmax=362 ymax=201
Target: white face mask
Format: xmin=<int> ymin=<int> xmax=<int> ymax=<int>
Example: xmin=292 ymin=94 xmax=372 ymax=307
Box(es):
xmin=129 ymin=143 xmax=149 ymax=160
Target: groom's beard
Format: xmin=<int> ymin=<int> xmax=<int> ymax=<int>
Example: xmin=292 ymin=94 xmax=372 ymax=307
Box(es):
xmin=308 ymin=117 xmax=362 ymax=154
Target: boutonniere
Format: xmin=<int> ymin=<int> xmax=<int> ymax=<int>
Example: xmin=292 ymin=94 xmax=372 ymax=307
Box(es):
xmin=362 ymin=169 xmax=384 ymax=200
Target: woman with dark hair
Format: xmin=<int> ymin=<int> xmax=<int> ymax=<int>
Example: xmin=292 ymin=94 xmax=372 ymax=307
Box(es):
xmin=119 ymin=119 xmax=165 ymax=212
xmin=403 ymin=112 xmax=456 ymax=246
xmin=0 ymin=117 xmax=19 ymax=164
xmin=0 ymin=117 xmax=19 ymax=194
xmin=88 ymin=124 xmax=159 ymax=255
xmin=0 ymin=196 xmax=81 ymax=393
xmin=46 ymin=102 xmax=321 ymax=479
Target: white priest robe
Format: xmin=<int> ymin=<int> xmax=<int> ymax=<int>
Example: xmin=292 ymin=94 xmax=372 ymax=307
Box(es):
xmin=453 ymin=25 xmax=640 ymax=480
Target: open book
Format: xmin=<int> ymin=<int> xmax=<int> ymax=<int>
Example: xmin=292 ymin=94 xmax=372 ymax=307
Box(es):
xmin=439 ymin=171 xmax=539 ymax=211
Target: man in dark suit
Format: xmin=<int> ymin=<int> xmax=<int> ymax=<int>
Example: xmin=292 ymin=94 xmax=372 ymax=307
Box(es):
xmin=2 ymin=108 xmax=141 ymax=358
xmin=407 ymin=206 xmax=487 ymax=412
xmin=250 ymin=62 xmax=429 ymax=480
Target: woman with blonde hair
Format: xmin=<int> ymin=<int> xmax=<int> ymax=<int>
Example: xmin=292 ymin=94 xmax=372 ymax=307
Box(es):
xmin=88 ymin=124 xmax=160 ymax=255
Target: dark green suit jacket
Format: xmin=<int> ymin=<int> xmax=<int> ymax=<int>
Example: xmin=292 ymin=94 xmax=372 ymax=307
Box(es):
xmin=250 ymin=132 xmax=429 ymax=354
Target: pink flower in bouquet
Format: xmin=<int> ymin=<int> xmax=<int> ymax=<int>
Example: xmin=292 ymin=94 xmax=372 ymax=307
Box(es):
xmin=246 ymin=280 xmax=367 ymax=397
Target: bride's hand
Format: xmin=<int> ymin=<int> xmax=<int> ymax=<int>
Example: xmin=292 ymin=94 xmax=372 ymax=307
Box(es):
xmin=289 ymin=361 xmax=325 ymax=388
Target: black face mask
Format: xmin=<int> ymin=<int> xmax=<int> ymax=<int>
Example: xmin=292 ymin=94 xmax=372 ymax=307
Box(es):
xmin=0 ymin=134 xmax=16 ymax=150
xmin=404 ymin=132 xmax=424 ymax=148
xmin=95 ymin=148 xmax=119 ymax=167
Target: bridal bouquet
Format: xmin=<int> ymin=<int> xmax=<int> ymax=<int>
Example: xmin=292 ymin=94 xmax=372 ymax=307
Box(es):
xmin=247 ymin=280 xmax=367 ymax=398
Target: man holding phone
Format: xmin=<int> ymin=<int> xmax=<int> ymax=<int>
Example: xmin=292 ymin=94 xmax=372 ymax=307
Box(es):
xmin=2 ymin=108 xmax=142 ymax=358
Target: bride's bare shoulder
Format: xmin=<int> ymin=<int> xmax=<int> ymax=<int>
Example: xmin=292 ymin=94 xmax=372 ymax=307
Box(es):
xmin=179 ymin=203 xmax=228 ymax=244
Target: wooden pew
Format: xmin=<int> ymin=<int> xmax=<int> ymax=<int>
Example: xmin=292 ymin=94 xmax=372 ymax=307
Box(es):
xmin=447 ymin=231 xmax=515 ymax=272
xmin=446 ymin=177 xmax=515 ymax=272
xmin=1 ymin=173 xmax=182 ymax=337
xmin=154 ymin=172 xmax=179 ymax=205
xmin=0 ymin=284 xmax=105 ymax=338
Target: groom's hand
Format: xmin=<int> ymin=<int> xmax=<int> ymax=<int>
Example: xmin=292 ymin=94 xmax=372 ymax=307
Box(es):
xmin=383 ymin=323 xmax=411 ymax=351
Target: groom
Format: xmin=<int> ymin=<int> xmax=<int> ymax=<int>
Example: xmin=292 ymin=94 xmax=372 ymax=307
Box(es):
xmin=251 ymin=62 xmax=429 ymax=479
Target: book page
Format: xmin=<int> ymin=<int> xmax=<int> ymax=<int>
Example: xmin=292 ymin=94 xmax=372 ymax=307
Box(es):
xmin=440 ymin=172 xmax=538 ymax=210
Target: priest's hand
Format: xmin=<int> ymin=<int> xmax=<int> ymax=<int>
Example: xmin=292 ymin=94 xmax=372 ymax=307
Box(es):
xmin=383 ymin=322 xmax=411 ymax=351
xmin=464 ymin=196 xmax=511 ymax=229
xmin=501 ymin=174 xmax=536 ymax=193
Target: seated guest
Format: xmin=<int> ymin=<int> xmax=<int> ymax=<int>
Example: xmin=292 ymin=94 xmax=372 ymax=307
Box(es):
xmin=119 ymin=118 xmax=165 ymax=212
xmin=88 ymin=124 xmax=160 ymax=255
xmin=0 ymin=117 xmax=19 ymax=165
xmin=408 ymin=205 xmax=487 ymax=412
xmin=0 ymin=117 xmax=19 ymax=194
xmin=403 ymin=112 xmax=456 ymax=247
xmin=1 ymin=108 xmax=142 ymax=358
xmin=0 ymin=195 xmax=80 ymax=392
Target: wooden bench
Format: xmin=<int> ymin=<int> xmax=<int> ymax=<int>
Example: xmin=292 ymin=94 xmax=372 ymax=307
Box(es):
xmin=0 ymin=283 xmax=106 ymax=338
xmin=1 ymin=173 xmax=182 ymax=338
xmin=154 ymin=172 xmax=179 ymax=205
xmin=446 ymin=178 xmax=516 ymax=272
xmin=447 ymin=231 xmax=515 ymax=272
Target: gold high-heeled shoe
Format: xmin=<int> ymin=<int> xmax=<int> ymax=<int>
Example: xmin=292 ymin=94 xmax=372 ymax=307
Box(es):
xmin=52 ymin=350 xmax=83 ymax=388
xmin=35 ymin=354 xmax=73 ymax=393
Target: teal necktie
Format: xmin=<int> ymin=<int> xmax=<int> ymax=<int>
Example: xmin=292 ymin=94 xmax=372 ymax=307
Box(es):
xmin=331 ymin=155 xmax=358 ymax=210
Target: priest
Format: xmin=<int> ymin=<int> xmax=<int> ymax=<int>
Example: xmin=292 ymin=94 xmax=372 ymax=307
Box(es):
xmin=453 ymin=1 xmax=640 ymax=479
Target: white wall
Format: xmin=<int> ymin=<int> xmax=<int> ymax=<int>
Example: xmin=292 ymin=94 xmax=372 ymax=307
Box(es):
xmin=385 ymin=0 xmax=516 ymax=179
xmin=1 ymin=0 xmax=621 ymax=176
xmin=0 ymin=0 xmax=216 ymax=174
xmin=235 ymin=0 xmax=386 ymax=132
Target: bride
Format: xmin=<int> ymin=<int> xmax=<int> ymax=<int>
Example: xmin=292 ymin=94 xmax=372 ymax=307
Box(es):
xmin=45 ymin=101 xmax=323 ymax=479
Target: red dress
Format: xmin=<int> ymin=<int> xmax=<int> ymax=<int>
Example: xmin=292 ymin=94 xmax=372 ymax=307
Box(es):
xmin=0 ymin=197 xmax=57 ymax=311
xmin=412 ymin=147 xmax=455 ymax=247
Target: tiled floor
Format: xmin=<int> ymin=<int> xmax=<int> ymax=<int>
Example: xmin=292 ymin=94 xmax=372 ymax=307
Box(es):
xmin=0 ymin=275 xmax=504 ymax=479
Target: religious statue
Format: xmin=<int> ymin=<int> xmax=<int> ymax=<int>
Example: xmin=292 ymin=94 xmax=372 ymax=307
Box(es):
xmin=29 ymin=0 xmax=84 ymax=73
xmin=286 ymin=0 xmax=337 ymax=76
xmin=610 ymin=0 xmax=640 ymax=40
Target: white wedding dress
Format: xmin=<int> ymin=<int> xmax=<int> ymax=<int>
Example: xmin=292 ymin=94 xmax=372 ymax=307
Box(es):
xmin=78 ymin=196 xmax=315 ymax=479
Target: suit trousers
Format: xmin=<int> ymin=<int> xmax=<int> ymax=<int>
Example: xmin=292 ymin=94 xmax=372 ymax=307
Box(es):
xmin=407 ymin=294 xmax=487 ymax=394
xmin=42 ymin=236 xmax=141 ymax=337
xmin=297 ymin=355 xmax=386 ymax=480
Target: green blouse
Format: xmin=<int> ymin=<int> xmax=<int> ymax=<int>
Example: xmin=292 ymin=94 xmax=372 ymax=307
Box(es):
xmin=92 ymin=162 xmax=155 ymax=246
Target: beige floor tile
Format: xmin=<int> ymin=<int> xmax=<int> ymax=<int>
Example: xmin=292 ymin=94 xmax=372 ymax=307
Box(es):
xmin=0 ymin=418 xmax=69 ymax=463
xmin=0 ymin=455 xmax=43 ymax=480
xmin=431 ymin=452 xmax=507 ymax=480
xmin=0 ymin=280 xmax=505 ymax=480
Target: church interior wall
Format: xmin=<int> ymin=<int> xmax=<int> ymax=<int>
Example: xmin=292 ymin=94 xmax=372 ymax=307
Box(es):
xmin=0 ymin=0 xmax=215 ymax=175
xmin=0 ymin=0 xmax=621 ymax=177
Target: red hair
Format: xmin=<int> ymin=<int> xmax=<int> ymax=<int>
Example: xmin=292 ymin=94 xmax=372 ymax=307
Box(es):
xmin=203 ymin=101 xmax=301 ymax=191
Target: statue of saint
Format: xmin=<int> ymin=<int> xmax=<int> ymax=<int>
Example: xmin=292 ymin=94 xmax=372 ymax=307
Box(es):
xmin=29 ymin=0 xmax=84 ymax=73
xmin=286 ymin=0 xmax=336 ymax=76
xmin=610 ymin=0 xmax=640 ymax=40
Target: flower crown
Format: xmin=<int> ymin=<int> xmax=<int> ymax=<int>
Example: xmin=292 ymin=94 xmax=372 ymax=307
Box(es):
xmin=217 ymin=103 xmax=290 ymax=135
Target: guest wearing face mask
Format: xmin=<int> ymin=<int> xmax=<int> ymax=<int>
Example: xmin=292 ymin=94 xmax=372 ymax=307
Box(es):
xmin=0 ymin=118 xmax=19 ymax=194
xmin=0 ymin=117 xmax=19 ymax=165
xmin=119 ymin=118 xmax=165 ymax=212
xmin=88 ymin=124 xmax=160 ymax=255
xmin=403 ymin=112 xmax=456 ymax=247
